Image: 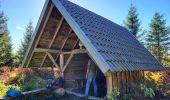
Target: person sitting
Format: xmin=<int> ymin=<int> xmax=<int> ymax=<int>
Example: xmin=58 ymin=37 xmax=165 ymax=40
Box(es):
xmin=46 ymin=77 xmax=53 ymax=88
xmin=53 ymin=72 xmax=64 ymax=89
xmin=85 ymin=59 xmax=98 ymax=97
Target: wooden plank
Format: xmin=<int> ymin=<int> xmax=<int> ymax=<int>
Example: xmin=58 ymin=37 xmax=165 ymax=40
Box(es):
xmin=62 ymin=53 xmax=74 ymax=72
xmin=112 ymin=72 xmax=117 ymax=89
xmin=47 ymin=52 xmax=60 ymax=70
xmin=126 ymin=71 xmax=129 ymax=93
xmin=121 ymin=72 xmax=124 ymax=93
xmin=25 ymin=3 xmax=54 ymax=67
xmin=117 ymin=72 xmax=120 ymax=91
xmin=131 ymin=71 xmax=133 ymax=82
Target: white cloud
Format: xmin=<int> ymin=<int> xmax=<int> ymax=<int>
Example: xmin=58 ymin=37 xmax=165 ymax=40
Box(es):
xmin=68 ymin=0 xmax=77 ymax=3
xmin=16 ymin=26 xmax=24 ymax=31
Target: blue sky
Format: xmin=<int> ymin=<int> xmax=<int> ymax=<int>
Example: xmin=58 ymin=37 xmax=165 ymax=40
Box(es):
xmin=1 ymin=0 xmax=170 ymax=52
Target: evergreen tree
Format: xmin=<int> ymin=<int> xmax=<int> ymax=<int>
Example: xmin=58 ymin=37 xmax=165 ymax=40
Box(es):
xmin=124 ymin=4 xmax=141 ymax=37
xmin=0 ymin=11 xmax=7 ymax=35
xmin=147 ymin=12 xmax=170 ymax=63
xmin=0 ymin=32 xmax=13 ymax=66
xmin=0 ymin=10 xmax=13 ymax=66
xmin=16 ymin=21 xmax=34 ymax=65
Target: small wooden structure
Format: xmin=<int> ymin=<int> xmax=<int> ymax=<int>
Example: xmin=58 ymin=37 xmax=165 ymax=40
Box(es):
xmin=21 ymin=0 xmax=165 ymax=97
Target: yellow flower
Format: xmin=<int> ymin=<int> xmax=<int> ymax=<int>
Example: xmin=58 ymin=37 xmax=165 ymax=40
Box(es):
xmin=10 ymin=72 xmax=17 ymax=78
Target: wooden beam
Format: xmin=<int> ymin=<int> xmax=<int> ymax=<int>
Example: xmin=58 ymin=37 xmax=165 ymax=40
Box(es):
xmin=62 ymin=53 xmax=74 ymax=72
xmin=60 ymin=54 xmax=64 ymax=70
xmin=73 ymin=39 xmax=79 ymax=49
xmin=105 ymin=71 xmax=113 ymax=94
xmin=63 ymin=49 xmax=87 ymax=54
xmin=39 ymin=53 xmax=47 ymax=68
xmin=34 ymin=48 xmax=86 ymax=54
xmin=34 ymin=48 xmax=61 ymax=53
xmin=61 ymin=29 xmax=72 ymax=49
xmin=47 ymin=52 xmax=60 ymax=70
xmin=39 ymin=17 xmax=64 ymax=68
xmin=25 ymin=4 xmax=54 ymax=67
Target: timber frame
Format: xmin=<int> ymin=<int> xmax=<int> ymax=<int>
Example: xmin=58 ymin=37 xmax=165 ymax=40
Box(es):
xmin=34 ymin=48 xmax=87 ymax=72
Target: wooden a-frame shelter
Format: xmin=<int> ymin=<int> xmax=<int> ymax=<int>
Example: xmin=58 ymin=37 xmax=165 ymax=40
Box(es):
xmin=21 ymin=0 xmax=165 ymax=97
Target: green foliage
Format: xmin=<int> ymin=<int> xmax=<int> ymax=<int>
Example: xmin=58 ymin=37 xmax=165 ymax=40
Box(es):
xmin=20 ymin=76 xmax=46 ymax=91
xmin=0 ymin=11 xmax=7 ymax=35
xmin=16 ymin=21 xmax=34 ymax=66
xmin=107 ymin=87 xmax=120 ymax=100
xmin=144 ymin=72 xmax=167 ymax=96
xmin=146 ymin=12 xmax=170 ymax=64
xmin=0 ymin=10 xmax=13 ymax=67
xmin=123 ymin=81 xmax=141 ymax=100
xmin=0 ymin=82 xmax=9 ymax=96
xmin=122 ymin=81 xmax=155 ymax=100
xmin=124 ymin=4 xmax=146 ymax=45
xmin=0 ymin=32 xmax=13 ymax=66
xmin=124 ymin=5 xmax=141 ymax=36
xmin=140 ymin=83 xmax=155 ymax=98
xmin=0 ymin=72 xmax=46 ymax=96
xmin=12 ymin=53 xmax=20 ymax=66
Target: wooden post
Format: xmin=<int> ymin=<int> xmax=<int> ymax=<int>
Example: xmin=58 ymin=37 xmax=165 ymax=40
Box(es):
xmin=105 ymin=71 xmax=113 ymax=94
xmin=62 ymin=53 xmax=74 ymax=72
xmin=60 ymin=54 xmax=64 ymax=70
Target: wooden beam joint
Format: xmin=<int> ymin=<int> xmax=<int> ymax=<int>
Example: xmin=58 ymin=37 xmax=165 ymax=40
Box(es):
xmin=46 ymin=52 xmax=61 ymax=70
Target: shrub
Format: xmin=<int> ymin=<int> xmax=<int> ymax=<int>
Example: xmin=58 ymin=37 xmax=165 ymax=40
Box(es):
xmin=140 ymin=83 xmax=155 ymax=98
xmin=122 ymin=81 xmax=155 ymax=100
xmin=20 ymin=76 xmax=46 ymax=91
xmin=0 ymin=82 xmax=22 ymax=96
xmin=107 ymin=87 xmax=120 ymax=100
xmin=144 ymin=71 xmax=167 ymax=96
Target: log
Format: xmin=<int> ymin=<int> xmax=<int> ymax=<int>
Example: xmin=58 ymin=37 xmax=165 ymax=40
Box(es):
xmin=22 ymin=88 xmax=47 ymax=95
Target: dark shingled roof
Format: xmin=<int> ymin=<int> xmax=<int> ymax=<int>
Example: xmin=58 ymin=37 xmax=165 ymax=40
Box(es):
xmin=22 ymin=0 xmax=165 ymax=73
xmin=55 ymin=0 xmax=165 ymax=72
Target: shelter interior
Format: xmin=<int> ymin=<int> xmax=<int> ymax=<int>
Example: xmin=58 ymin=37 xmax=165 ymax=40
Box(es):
xmin=26 ymin=3 xmax=107 ymax=97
